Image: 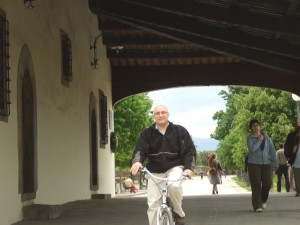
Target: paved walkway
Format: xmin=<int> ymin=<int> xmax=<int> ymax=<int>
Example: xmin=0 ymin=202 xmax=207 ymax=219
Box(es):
xmin=13 ymin=175 xmax=300 ymax=225
xmin=115 ymin=175 xmax=248 ymax=198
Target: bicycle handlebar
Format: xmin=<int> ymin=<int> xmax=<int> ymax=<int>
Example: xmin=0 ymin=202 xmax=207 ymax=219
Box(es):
xmin=139 ymin=167 xmax=190 ymax=182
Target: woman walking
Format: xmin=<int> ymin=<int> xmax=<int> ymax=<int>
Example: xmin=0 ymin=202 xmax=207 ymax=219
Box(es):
xmin=291 ymin=127 xmax=300 ymax=197
xmin=207 ymin=153 xmax=223 ymax=194
xmin=247 ymin=119 xmax=278 ymax=212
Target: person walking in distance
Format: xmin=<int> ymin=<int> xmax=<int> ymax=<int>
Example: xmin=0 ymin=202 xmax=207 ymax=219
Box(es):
xmin=130 ymin=105 xmax=196 ymax=225
xmin=207 ymin=153 xmax=223 ymax=194
xmin=276 ymin=143 xmax=290 ymax=192
xmin=247 ymin=119 xmax=279 ymax=212
xmin=123 ymin=177 xmax=137 ymax=193
xmin=284 ymin=121 xmax=300 ymax=191
xmin=200 ymin=171 xmax=204 ymax=180
xmin=290 ymin=127 xmax=300 ymax=197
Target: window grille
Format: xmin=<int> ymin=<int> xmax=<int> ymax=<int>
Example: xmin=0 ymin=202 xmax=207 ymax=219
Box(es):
xmin=99 ymin=91 xmax=108 ymax=145
xmin=0 ymin=15 xmax=10 ymax=117
xmin=61 ymin=33 xmax=72 ymax=83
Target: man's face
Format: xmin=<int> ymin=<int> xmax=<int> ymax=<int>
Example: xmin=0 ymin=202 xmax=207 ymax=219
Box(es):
xmin=153 ymin=106 xmax=169 ymax=126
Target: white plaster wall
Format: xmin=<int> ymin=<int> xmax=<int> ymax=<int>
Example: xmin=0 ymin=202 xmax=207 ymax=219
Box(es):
xmin=0 ymin=103 xmax=21 ymax=224
xmin=0 ymin=0 xmax=115 ymax=224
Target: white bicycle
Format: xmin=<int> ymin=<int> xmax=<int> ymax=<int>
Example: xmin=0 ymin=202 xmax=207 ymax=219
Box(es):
xmin=139 ymin=167 xmax=189 ymax=225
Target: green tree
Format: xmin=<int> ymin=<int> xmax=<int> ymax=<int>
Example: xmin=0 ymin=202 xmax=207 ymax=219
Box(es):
xmin=212 ymin=86 xmax=296 ymax=170
xmin=197 ymin=151 xmax=214 ymax=166
xmin=217 ymin=129 xmax=244 ymax=170
xmin=211 ymin=87 xmax=250 ymax=170
xmin=211 ymin=86 xmax=249 ymax=140
xmin=114 ymin=93 xmax=153 ymax=170
xmin=233 ymin=88 xmax=296 ymax=148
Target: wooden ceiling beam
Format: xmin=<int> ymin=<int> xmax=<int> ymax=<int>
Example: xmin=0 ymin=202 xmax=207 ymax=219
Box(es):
xmin=107 ymin=49 xmax=221 ymax=59
xmin=95 ymin=1 xmax=300 ymax=58
xmin=89 ymin=0 xmax=300 ymax=74
xmin=109 ymin=56 xmax=242 ymax=66
xmin=119 ymin=0 xmax=300 ymax=35
xmin=102 ymin=34 xmax=177 ymax=45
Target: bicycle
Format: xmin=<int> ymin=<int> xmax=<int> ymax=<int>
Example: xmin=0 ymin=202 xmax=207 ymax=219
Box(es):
xmin=139 ymin=167 xmax=189 ymax=225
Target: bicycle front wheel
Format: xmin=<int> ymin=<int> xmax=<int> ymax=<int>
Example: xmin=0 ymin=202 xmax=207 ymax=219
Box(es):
xmin=158 ymin=207 xmax=174 ymax=225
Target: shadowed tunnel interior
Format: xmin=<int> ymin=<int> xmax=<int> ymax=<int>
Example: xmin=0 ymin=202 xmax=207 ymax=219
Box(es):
xmin=88 ymin=0 xmax=300 ymax=104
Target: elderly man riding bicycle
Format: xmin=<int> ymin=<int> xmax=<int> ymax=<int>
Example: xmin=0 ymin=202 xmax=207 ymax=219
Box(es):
xmin=131 ymin=105 xmax=196 ymax=225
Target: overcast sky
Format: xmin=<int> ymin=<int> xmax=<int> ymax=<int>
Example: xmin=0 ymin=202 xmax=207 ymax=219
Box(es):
xmin=148 ymin=86 xmax=228 ymax=138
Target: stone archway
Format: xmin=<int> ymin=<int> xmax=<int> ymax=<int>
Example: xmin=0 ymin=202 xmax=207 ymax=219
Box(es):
xmin=17 ymin=45 xmax=37 ymax=202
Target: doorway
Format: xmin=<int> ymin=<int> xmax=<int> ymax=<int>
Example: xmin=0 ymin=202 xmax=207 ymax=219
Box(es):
xmin=17 ymin=45 xmax=37 ymax=202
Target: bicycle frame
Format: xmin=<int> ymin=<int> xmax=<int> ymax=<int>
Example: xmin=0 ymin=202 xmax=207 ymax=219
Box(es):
xmin=139 ymin=167 xmax=188 ymax=225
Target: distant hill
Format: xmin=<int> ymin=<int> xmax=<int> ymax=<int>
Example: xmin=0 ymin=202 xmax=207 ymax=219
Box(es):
xmin=193 ymin=138 xmax=219 ymax=151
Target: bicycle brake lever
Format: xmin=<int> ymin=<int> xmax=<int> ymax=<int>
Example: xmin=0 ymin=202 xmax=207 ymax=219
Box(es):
xmin=139 ymin=167 xmax=146 ymax=173
xmin=182 ymin=172 xmax=191 ymax=179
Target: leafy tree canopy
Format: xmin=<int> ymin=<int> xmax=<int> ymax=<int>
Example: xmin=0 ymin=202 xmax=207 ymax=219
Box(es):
xmin=197 ymin=151 xmax=214 ymax=166
xmin=212 ymin=86 xmax=296 ymax=170
xmin=114 ymin=93 xmax=153 ymax=169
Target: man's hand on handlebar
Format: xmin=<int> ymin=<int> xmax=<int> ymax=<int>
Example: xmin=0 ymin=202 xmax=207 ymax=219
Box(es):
xmin=130 ymin=162 xmax=142 ymax=176
xmin=184 ymin=169 xmax=193 ymax=179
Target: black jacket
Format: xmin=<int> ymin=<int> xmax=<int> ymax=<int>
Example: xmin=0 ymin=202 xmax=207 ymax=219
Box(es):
xmin=132 ymin=122 xmax=196 ymax=173
xmin=284 ymin=131 xmax=299 ymax=165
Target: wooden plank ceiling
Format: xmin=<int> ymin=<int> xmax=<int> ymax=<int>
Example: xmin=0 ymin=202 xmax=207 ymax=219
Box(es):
xmin=89 ymin=0 xmax=300 ymax=103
